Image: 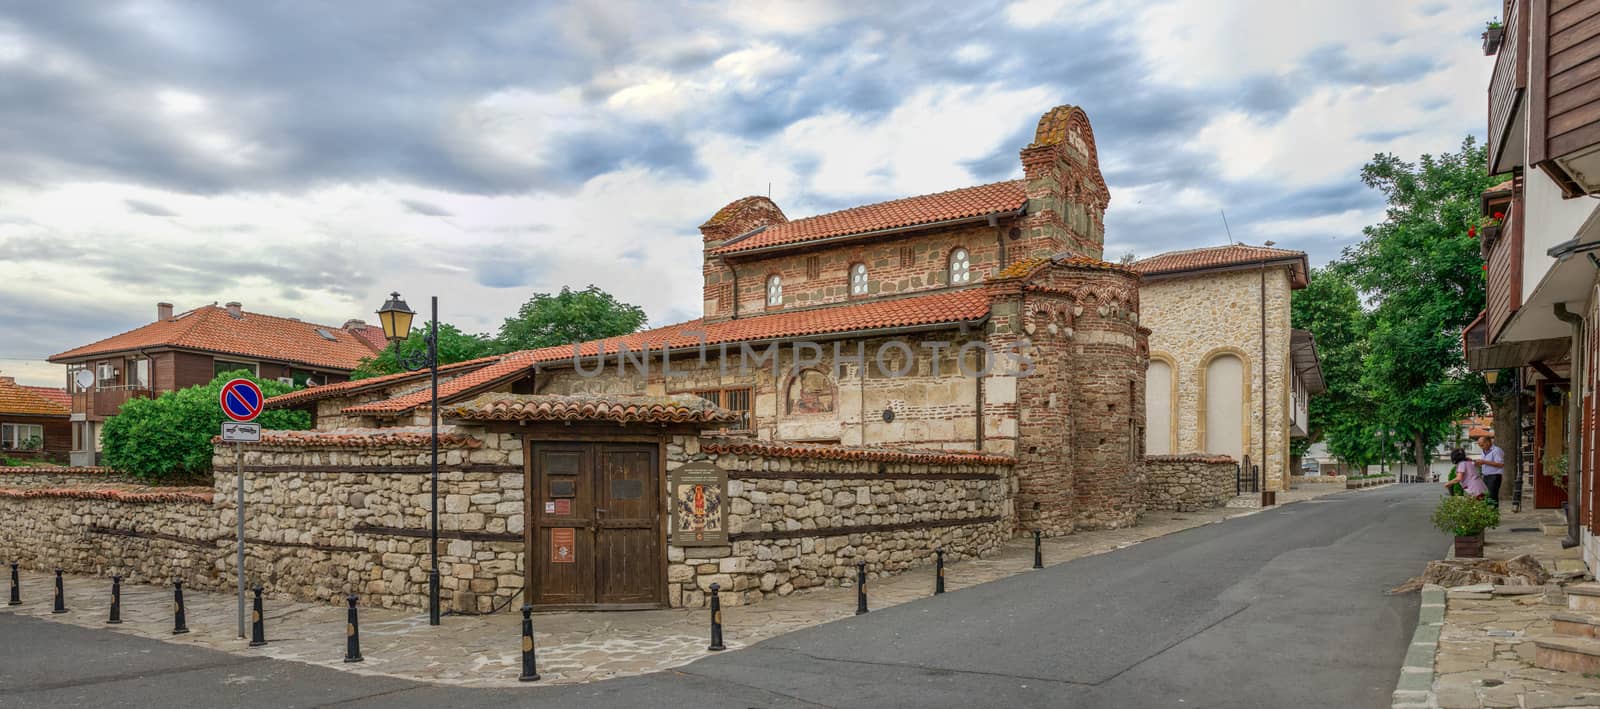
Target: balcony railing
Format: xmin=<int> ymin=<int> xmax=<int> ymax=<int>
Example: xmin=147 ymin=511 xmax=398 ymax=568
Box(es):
xmin=1488 ymin=0 xmax=1524 ymax=172
xmin=86 ymin=386 xmax=153 ymax=419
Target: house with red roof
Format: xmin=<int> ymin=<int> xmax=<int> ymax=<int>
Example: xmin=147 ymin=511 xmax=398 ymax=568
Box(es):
xmin=263 ymin=105 xmax=1158 ymax=610
xmin=49 ymin=301 xmax=386 ymax=465
xmin=0 ymin=374 xmax=70 ymax=463
xmin=1132 ymin=243 xmax=1324 ymax=493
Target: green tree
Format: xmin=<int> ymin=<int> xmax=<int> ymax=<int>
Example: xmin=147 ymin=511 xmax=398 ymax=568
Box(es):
xmin=497 ymin=285 xmax=648 ymax=351
xmin=1290 ymin=264 xmax=1378 ymax=469
xmin=350 ymin=321 xmax=499 ymax=380
xmin=1345 ymin=136 xmax=1502 ymax=474
xmin=101 ymin=371 xmax=311 ymax=483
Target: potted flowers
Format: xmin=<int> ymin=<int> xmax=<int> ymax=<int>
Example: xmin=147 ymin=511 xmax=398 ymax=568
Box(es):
xmin=1431 ymin=495 xmax=1500 ymax=558
xmin=1471 ymin=210 xmax=1506 ymax=242
xmin=1484 ymin=19 xmax=1505 ymax=56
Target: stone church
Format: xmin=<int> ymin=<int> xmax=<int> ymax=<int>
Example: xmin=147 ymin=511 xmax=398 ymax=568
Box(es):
xmin=238 ymin=105 xmax=1155 ymax=610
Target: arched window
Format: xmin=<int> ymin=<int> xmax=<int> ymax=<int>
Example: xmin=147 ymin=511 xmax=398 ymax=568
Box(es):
xmin=1203 ymin=353 xmax=1247 ymax=462
xmin=850 ymin=263 xmax=869 ymax=296
xmin=766 ymin=274 xmax=783 ymax=307
xmin=1145 ymin=359 xmax=1174 ymax=455
xmin=949 ymin=248 xmax=971 ymax=284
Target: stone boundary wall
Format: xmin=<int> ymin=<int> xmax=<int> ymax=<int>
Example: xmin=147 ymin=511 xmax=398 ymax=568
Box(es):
xmin=669 ymin=438 xmax=1017 ymax=607
xmin=1139 ymin=455 xmax=1236 ymax=512
xmin=0 ymin=486 xmax=220 ymax=589
xmin=0 ymin=466 xmax=124 ymax=488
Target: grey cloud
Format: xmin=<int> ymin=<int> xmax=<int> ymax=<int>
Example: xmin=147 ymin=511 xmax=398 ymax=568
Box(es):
xmin=401 ymin=199 xmax=453 ymax=218
xmin=125 ymin=199 xmax=177 ymax=217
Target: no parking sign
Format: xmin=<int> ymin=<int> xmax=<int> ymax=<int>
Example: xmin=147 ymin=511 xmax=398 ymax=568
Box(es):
xmin=219 ymin=379 xmax=264 ymax=422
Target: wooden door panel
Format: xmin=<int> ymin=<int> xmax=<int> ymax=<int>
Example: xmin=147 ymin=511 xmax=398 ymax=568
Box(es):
xmin=596 ymin=445 xmax=660 ymax=604
xmin=531 ymin=444 xmax=595 ymax=605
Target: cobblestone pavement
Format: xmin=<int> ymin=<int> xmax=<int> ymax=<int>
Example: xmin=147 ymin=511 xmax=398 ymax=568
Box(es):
xmin=1431 ymin=506 xmax=1600 ymax=709
xmin=0 ymin=480 xmax=1357 ymax=687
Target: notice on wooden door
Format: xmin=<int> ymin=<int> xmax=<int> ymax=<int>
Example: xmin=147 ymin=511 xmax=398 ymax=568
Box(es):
xmin=551 ymin=528 xmax=576 ymax=564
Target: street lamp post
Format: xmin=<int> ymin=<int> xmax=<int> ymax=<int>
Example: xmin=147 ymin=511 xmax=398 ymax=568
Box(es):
xmin=376 ymin=292 xmax=441 ymax=626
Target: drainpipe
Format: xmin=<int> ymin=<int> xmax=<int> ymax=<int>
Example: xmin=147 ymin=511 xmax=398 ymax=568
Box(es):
xmin=1554 ymin=302 xmax=1584 ymax=549
xmin=1260 ymin=260 xmax=1270 ymax=498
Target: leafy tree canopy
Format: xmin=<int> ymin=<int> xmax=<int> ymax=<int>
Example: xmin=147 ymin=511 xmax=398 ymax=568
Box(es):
xmin=351 ymin=321 xmax=499 ymax=380
xmin=101 ymin=371 xmax=310 ymax=483
xmin=497 ymin=285 xmax=648 ymax=351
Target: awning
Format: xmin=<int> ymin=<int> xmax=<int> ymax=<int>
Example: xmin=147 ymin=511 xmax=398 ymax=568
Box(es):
xmin=1464 ymin=311 xmax=1569 ymax=370
xmin=1289 ymin=329 xmax=1326 ymax=395
xmin=1497 ymin=201 xmax=1600 ymax=343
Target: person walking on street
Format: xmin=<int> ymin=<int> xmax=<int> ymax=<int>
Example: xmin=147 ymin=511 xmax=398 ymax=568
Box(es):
xmin=1477 ymin=435 xmax=1506 ymax=507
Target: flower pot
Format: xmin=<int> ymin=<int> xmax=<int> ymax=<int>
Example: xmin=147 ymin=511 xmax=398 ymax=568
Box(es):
xmin=1484 ymin=27 xmax=1504 ymax=55
xmin=1455 ymin=532 xmax=1485 ymax=558
xmin=1482 ymin=224 xmax=1502 ymax=243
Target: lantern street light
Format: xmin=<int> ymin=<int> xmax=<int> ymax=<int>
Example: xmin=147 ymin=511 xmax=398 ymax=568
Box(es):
xmin=376 ymin=292 xmax=441 ymax=626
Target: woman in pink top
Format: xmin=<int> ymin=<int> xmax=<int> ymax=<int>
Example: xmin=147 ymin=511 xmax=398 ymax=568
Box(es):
xmin=1443 ymin=448 xmax=1487 ymax=498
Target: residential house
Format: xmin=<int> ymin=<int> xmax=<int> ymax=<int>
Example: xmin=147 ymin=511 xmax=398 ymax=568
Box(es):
xmin=1132 ymin=244 xmax=1325 ymax=493
xmin=0 ymin=375 xmax=70 ymax=463
xmin=266 ymin=105 xmax=1158 ymax=609
xmin=49 ymin=301 xmax=388 ymax=465
xmin=1464 ymin=0 xmax=1600 ymax=570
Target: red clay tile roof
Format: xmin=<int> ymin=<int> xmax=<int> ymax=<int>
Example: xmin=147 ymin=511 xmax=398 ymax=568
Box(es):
xmin=341 ymin=288 xmax=995 ymax=416
xmin=49 ymin=305 xmax=385 ymax=371
xmin=699 ymin=438 xmax=1016 ymax=466
xmin=712 ymin=181 xmax=1027 ymax=255
xmin=1144 ymin=454 xmax=1236 ymax=464
xmin=0 ymin=487 xmax=213 ymax=504
xmin=264 ymin=355 xmax=502 ymax=408
xmin=0 ymin=466 xmax=116 ymax=475
xmin=219 ymin=427 xmax=484 ymax=449
xmin=0 ymin=377 xmax=69 ymax=417
xmin=22 ymin=386 xmax=70 ymax=410
xmin=1131 ymin=244 xmax=1309 ymax=287
xmin=447 ymin=393 xmax=740 ymax=424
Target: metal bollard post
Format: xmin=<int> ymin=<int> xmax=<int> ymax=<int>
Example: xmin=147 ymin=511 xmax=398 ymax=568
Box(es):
xmin=249 ymin=585 xmax=266 ymax=647
xmin=707 ymin=582 xmax=726 ymax=651
xmin=1033 ymin=530 xmax=1043 ymax=569
xmin=855 ymin=561 xmax=868 ymax=615
xmin=172 ymin=580 xmax=189 ymax=634
xmin=52 ymin=569 xmax=67 ymax=613
xmin=108 ymin=576 xmax=122 ymax=624
xmin=8 ymin=562 xmax=19 ymax=605
xmin=344 ymin=594 xmax=363 ymax=663
xmin=935 ymin=547 xmax=946 ymax=595
xmin=518 ymin=604 xmax=539 ymax=681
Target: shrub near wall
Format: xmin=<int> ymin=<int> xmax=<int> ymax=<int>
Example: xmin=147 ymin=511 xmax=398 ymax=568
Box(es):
xmin=1140 ymin=455 xmax=1237 ymax=512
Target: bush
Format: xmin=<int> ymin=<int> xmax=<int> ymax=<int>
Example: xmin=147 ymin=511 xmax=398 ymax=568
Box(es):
xmin=1430 ymin=494 xmax=1500 ymax=537
xmin=101 ymin=370 xmax=310 ymax=483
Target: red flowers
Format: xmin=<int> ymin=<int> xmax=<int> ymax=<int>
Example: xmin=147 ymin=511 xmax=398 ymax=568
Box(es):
xmin=1494 ymin=211 xmax=1505 ymax=220
xmin=1468 ymin=226 xmax=1477 ymax=237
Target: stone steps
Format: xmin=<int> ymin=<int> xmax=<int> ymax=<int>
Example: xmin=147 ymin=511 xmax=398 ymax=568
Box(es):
xmin=1535 ymin=635 xmax=1600 ymax=675
xmin=1567 ymin=583 xmax=1600 ymax=612
xmin=1552 ymin=611 xmax=1600 ymax=639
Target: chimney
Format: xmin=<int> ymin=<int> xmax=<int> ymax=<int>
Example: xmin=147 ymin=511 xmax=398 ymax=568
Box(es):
xmin=157 ymin=302 xmax=173 ymax=321
xmin=225 ymin=301 xmax=243 ymax=319
xmin=342 ymin=319 xmax=368 ymax=331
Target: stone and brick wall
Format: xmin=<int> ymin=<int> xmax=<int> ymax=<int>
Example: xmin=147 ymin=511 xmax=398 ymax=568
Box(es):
xmin=0 ymin=465 xmax=122 ymax=488
xmin=666 ymin=437 xmax=1015 ymax=607
xmin=1139 ymin=455 xmax=1236 ymax=511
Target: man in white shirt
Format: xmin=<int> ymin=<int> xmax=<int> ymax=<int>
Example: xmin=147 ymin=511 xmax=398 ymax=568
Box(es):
xmin=1477 ymin=435 xmax=1506 ymax=506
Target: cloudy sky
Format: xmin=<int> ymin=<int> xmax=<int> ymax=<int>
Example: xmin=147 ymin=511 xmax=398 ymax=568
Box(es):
xmin=0 ymin=0 xmax=1490 ymax=386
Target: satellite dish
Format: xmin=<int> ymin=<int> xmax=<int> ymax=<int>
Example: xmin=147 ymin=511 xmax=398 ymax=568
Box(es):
xmin=73 ymin=369 xmax=95 ymax=390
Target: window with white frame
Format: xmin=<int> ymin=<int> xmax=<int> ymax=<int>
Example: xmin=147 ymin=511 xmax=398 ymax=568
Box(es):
xmin=766 ymin=274 xmax=783 ymax=307
xmin=1 ymin=423 xmax=44 ymax=450
xmin=96 ymin=362 xmax=117 ymax=388
xmin=949 ymin=248 xmax=971 ymax=284
xmin=850 ymin=263 xmax=869 ymax=296
xmin=128 ymin=357 xmax=149 ymax=388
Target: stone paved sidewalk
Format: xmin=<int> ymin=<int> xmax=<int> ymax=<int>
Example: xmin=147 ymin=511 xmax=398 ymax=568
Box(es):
xmin=1428 ymin=506 xmax=1600 ymax=708
xmin=0 ymin=480 xmax=1357 ymax=687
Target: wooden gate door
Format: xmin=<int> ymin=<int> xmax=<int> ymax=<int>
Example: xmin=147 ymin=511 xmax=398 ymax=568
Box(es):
xmin=528 ymin=441 xmax=662 ymax=608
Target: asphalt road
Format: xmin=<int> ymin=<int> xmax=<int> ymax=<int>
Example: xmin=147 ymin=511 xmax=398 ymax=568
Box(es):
xmin=0 ymin=484 xmax=1447 ymax=708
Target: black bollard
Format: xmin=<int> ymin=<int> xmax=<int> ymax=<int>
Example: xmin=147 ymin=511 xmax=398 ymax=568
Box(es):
xmin=249 ymin=585 xmax=266 ymax=647
xmin=52 ymin=569 xmax=66 ymax=613
xmin=8 ymin=562 xmax=18 ymax=605
xmin=707 ymin=582 xmax=726 ymax=651
xmin=518 ymin=604 xmax=539 ymax=681
xmin=855 ymin=561 xmax=868 ymax=615
xmin=344 ymin=594 xmax=363 ymax=663
xmin=172 ymin=580 xmax=189 ymax=634
xmin=1033 ymin=530 xmax=1043 ymax=569
xmin=108 ymin=576 xmax=122 ymax=624
xmin=935 ymin=547 xmax=946 ymax=595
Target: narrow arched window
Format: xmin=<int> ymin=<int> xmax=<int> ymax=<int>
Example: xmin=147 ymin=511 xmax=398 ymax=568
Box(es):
xmin=949 ymin=248 xmax=971 ymax=284
xmin=766 ymin=274 xmax=783 ymax=307
xmin=850 ymin=263 xmax=869 ymax=296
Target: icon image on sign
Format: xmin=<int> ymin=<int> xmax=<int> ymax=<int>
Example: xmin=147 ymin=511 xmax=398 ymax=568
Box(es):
xmin=219 ymin=379 xmax=265 ymax=423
